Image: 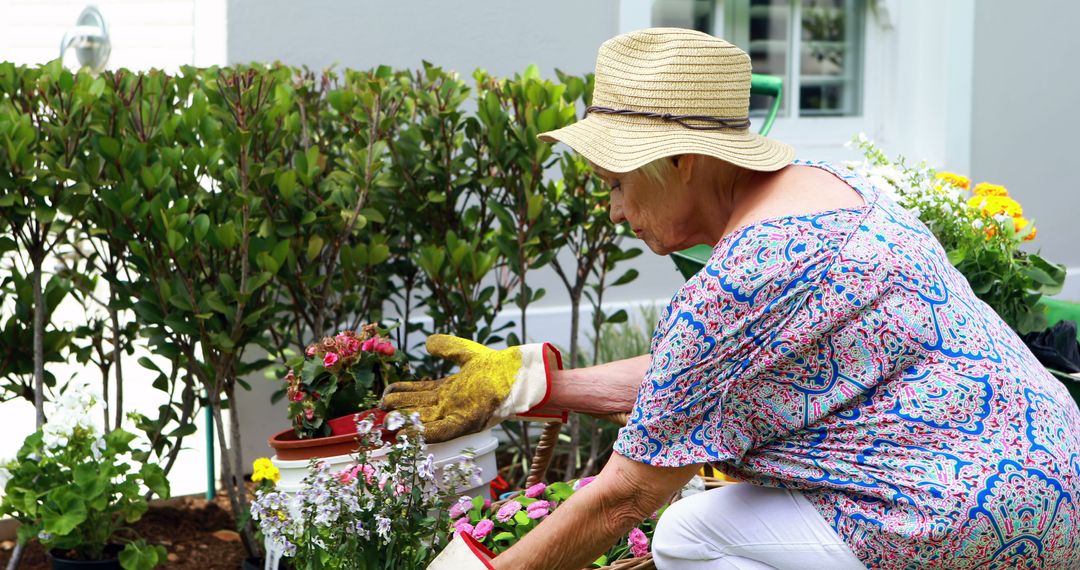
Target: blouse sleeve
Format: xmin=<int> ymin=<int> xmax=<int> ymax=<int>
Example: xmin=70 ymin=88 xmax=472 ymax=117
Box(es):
xmin=614 ymin=214 xmax=887 ymax=467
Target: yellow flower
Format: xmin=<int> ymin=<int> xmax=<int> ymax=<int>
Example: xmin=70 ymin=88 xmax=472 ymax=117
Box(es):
xmin=251 ymin=457 xmax=279 ymax=484
xmin=253 ymin=457 xmax=274 ymax=472
xmin=936 ymin=171 xmax=970 ymax=190
xmin=973 ymin=182 xmax=1008 ymax=197
xmin=1014 ymin=217 xmax=1038 ymax=241
xmin=969 ymin=195 xmax=1022 ymax=218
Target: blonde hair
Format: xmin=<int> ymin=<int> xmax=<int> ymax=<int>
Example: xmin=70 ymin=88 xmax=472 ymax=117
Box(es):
xmin=635 ymin=156 xmax=678 ymax=186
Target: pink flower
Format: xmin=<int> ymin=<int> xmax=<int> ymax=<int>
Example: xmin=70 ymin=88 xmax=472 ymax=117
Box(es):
xmin=628 ymin=528 xmax=650 ymax=557
xmin=573 ymin=476 xmax=596 ymax=490
xmin=361 ymin=338 xmax=378 ymax=352
xmin=526 ymin=500 xmax=550 ymax=512
xmin=376 ymin=340 xmax=396 ymax=356
xmin=524 ymin=483 xmax=546 ymax=498
xmin=339 ymin=466 xmax=359 ymax=485
xmin=289 ymin=390 xmax=305 ymax=402
xmin=305 ymin=345 xmax=317 ymax=358
xmin=449 ymin=496 xmax=472 ymax=519
xmin=323 ymin=352 xmax=339 ymax=367
xmin=304 ymin=408 xmax=315 ymax=420
xmin=472 ymin=519 xmax=494 ymax=541
xmin=346 ymin=338 xmax=361 ymax=355
xmin=394 ymin=483 xmax=408 ymax=496
xmin=495 ymin=500 xmax=522 ymax=522
xmin=526 ymin=507 xmax=549 ymax=519
xmin=483 ymin=498 xmax=491 ymax=509
xmin=360 ymin=464 xmax=376 ymax=484
xmin=453 ymin=518 xmax=474 ymax=537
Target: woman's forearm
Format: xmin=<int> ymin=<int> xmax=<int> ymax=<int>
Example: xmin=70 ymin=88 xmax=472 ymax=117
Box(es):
xmin=492 ymin=453 xmax=698 ymax=570
xmin=547 ymin=354 xmax=650 ymax=414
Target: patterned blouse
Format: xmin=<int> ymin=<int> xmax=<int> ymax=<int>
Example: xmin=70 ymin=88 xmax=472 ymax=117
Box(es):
xmin=614 ymin=161 xmax=1080 ymax=568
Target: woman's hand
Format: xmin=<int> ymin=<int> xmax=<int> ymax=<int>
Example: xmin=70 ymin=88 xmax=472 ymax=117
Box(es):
xmin=493 ymin=453 xmax=699 ymax=570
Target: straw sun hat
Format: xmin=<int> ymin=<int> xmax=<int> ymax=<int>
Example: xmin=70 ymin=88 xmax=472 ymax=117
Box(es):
xmin=539 ymin=27 xmax=794 ymax=174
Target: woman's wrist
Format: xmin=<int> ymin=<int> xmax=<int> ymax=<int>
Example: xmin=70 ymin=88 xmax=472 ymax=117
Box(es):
xmin=540 ymin=355 xmax=649 ymax=415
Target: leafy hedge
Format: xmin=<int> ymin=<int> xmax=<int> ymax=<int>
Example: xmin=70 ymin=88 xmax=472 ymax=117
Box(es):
xmin=0 ymin=60 xmax=641 ymax=550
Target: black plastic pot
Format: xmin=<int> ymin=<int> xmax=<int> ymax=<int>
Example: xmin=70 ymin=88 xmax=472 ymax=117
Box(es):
xmin=241 ymin=557 xmax=263 ymax=570
xmin=49 ymin=545 xmax=123 ymax=570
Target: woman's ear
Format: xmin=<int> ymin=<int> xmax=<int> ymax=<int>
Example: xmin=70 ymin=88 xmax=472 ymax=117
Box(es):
xmin=674 ymin=154 xmax=696 ymax=184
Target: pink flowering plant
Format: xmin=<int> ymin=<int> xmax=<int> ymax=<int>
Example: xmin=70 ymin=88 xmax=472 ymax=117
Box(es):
xmin=250 ymin=411 xmax=481 ymax=569
xmin=451 ymin=477 xmax=662 ymax=566
xmin=284 ymin=323 xmax=412 ymax=438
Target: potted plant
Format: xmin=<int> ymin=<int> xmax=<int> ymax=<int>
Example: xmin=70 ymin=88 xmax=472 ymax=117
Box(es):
xmin=0 ymin=379 xmax=170 ymax=569
xmin=267 ymin=325 xmax=409 ymax=463
xmin=252 ymin=412 xmax=478 ymax=568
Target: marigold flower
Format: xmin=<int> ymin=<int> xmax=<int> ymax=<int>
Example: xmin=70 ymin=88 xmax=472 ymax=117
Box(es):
xmin=1013 ymin=216 xmax=1037 ymax=242
xmin=935 ymin=171 xmax=970 ymax=190
xmin=973 ymin=182 xmax=1008 ymax=197
xmin=970 ymin=195 xmax=1022 ymax=218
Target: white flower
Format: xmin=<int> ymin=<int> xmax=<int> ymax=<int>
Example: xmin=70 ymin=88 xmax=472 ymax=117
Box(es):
xmin=355 ymin=418 xmax=374 ymax=435
xmin=972 ymin=219 xmax=984 ymax=230
xmin=375 ymin=515 xmax=392 ymax=541
xmin=384 ymin=411 xmax=405 ymax=431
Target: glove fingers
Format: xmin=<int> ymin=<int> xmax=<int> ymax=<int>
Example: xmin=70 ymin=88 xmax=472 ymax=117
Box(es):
xmin=421 ymin=415 xmax=471 ymax=444
xmin=380 ymin=389 xmax=439 ymax=414
xmin=382 ymin=379 xmax=444 ymax=395
xmin=426 ymin=334 xmax=488 ymax=365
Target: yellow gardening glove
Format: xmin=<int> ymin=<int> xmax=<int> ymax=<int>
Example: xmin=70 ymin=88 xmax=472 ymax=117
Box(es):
xmin=380 ymin=334 xmax=565 ymax=443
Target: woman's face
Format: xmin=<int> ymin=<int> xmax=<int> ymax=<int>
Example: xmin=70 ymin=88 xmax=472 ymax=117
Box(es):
xmin=594 ymin=160 xmax=700 ymax=256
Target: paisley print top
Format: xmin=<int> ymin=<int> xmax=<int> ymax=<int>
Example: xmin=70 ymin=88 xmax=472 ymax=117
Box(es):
xmin=614 ymin=161 xmax=1080 ymax=568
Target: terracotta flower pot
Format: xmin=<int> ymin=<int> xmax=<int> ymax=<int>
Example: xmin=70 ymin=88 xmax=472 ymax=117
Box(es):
xmin=267 ymin=409 xmax=392 ymax=461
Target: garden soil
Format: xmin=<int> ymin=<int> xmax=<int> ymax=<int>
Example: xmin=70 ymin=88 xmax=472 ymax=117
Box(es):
xmin=0 ymin=494 xmax=247 ymax=570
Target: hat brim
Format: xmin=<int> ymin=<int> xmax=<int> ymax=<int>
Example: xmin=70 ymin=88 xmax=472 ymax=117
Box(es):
xmin=538 ymin=114 xmax=794 ymax=174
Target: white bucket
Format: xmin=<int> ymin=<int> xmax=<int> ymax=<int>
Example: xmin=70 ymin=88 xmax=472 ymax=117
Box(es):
xmin=270 ymin=428 xmax=499 ymax=499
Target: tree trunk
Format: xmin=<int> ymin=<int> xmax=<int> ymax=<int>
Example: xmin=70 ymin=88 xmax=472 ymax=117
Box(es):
xmin=213 ymin=381 xmax=259 ymax=558
xmin=110 ymin=303 xmax=124 ymax=429
xmin=31 ymin=252 xmax=45 ymax=427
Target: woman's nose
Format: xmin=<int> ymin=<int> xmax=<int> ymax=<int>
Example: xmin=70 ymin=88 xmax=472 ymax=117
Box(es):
xmin=609 ymin=197 xmax=625 ymax=224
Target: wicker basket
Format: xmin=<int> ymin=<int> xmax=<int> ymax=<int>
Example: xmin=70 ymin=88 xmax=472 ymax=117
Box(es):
xmin=503 ymin=415 xmax=734 ymax=570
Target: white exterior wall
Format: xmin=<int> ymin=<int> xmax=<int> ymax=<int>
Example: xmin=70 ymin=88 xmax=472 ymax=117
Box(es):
xmin=970 ymin=0 xmax=1080 ymax=299
xmin=0 ymin=0 xmax=228 ymax=498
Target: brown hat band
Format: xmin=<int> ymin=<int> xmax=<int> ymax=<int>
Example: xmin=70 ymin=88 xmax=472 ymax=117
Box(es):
xmin=584 ymin=105 xmax=751 ymax=131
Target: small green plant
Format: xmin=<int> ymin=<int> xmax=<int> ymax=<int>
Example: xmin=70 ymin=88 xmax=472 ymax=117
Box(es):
xmin=0 ymin=378 xmax=170 ymax=569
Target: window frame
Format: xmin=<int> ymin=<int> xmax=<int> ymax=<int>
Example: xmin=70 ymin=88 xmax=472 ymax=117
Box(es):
xmin=619 ymin=0 xmax=886 ymax=149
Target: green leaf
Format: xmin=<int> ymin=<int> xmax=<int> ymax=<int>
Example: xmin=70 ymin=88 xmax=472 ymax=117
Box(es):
xmin=166 ymin=229 xmax=184 ymax=252
xmin=99 ymin=136 xmax=121 ymax=160
xmin=537 ymin=107 xmax=559 ymax=133
xmin=193 ymin=214 xmax=210 ymax=243
xmin=42 ymin=488 xmax=87 ymax=535
xmin=513 ymin=510 xmax=530 ymax=525
xmin=307 ymin=235 xmax=325 ymax=261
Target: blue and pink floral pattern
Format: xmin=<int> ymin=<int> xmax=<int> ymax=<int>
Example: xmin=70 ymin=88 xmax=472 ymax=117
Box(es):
xmin=615 ymin=161 xmax=1080 ymax=568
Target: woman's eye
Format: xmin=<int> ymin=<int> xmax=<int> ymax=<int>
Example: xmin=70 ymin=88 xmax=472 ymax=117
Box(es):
xmin=610 ymin=181 xmax=622 ymax=191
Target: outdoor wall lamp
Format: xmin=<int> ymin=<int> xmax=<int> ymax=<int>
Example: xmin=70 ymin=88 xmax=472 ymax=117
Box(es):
xmin=59 ymin=5 xmax=111 ymax=73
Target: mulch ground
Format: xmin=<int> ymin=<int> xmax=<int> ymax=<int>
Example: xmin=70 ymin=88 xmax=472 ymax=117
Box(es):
xmin=0 ymin=494 xmax=249 ymax=570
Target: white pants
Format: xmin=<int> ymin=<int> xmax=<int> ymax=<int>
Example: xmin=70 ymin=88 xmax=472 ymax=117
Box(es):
xmin=652 ymin=483 xmax=867 ymax=570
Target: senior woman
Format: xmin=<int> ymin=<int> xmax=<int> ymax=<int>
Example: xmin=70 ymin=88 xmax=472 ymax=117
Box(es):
xmin=382 ymin=28 xmax=1080 ymax=569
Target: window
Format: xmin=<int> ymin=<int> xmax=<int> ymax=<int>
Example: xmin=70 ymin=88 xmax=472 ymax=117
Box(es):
xmin=650 ymin=0 xmax=866 ymax=118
